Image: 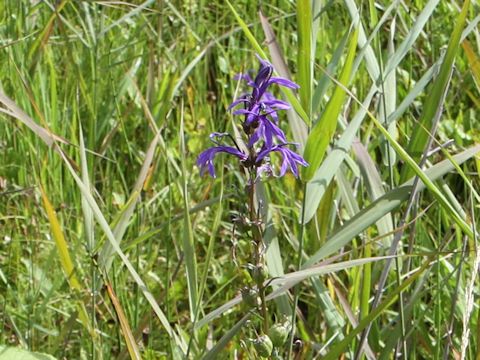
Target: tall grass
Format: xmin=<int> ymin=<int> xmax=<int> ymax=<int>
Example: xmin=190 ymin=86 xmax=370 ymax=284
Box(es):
xmin=1 ymin=1 xmax=480 ymax=358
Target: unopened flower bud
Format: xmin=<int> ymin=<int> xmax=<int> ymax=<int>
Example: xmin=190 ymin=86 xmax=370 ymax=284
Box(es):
xmin=241 ymin=287 xmax=259 ymax=308
xmin=252 ymin=264 xmax=269 ymax=284
xmin=269 ymin=318 xmax=292 ymax=347
xmin=252 ymin=334 xmax=273 ymax=357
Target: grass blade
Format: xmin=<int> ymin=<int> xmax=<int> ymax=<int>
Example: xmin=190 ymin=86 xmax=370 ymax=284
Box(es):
xmin=323 ymin=256 xmax=434 ymax=359
xmin=39 ymin=185 xmax=94 ymax=338
xmin=383 ymin=0 xmax=440 ymax=78
xmin=105 ymin=282 xmax=141 ymax=360
xmin=344 ymin=0 xmax=379 ymax=81
xmin=0 ymin=91 xmax=68 ymax=148
xmin=180 ymin=102 xmax=198 ymax=321
xmin=353 ymin=141 xmax=393 ymax=248
xmin=302 ymin=26 xmax=358 ymax=181
xmin=303 ymin=86 xmax=377 ymax=224
xmin=202 ymin=314 xmax=250 ymax=360
xmin=403 ymin=0 xmax=470 ymax=180
xmin=98 ymin=132 xmax=160 ymax=271
xmin=296 ymin=0 xmax=312 ymax=115
xmin=304 ymin=144 xmax=480 ymax=267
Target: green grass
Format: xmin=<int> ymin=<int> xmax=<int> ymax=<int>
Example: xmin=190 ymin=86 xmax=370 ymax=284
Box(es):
xmin=1 ymin=1 xmax=480 ymax=359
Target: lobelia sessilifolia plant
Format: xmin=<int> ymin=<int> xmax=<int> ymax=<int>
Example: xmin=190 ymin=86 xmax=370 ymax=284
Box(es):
xmin=197 ymin=55 xmax=307 ymax=357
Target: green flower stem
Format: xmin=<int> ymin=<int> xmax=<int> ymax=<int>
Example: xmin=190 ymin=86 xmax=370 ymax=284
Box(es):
xmin=248 ymin=170 xmax=269 ymax=335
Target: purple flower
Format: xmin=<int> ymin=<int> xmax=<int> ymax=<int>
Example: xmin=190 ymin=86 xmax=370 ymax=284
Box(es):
xmin=257 ymin=144 xmax=308 ymax=178
xmin=242 ymin=113 xmax=287 ymax=148
xmin=197 ymin=55 xmax=308 ymax=180
xmin=250 ymin=56 xmax=299 ymax=102
xmin=197 ymin=146 xmax=247 ymax=178
xmin=230 ymin=56 xmax=298 ymax=126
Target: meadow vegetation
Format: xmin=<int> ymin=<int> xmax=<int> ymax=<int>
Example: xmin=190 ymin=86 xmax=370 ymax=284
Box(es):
xmin=1 ymin=0 xmax=480 ymax=359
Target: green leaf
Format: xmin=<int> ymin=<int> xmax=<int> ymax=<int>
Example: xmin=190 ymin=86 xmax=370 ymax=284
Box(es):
xmin=304 ymin=144 xmax=480 ymax=267
xmin=322 ymin=256 xmax=434 ymax=359
xmin=202 ymin=314 xmax=250 ymax=360
xmin=302 ymin=26 xmax=359 ymax=181
xmin=296 ymin=0 xmax=312 ymax=115
xmin=402 ymin=0 xmax=470 ymax=181
xmin=344 ymin=0 xmax=380 ymax=81
xmin=180 ymin=110 xmax=198 ymax=321
xmin=304 ymin=186 xmax=412 ymax=267
xmin=0 ymin=346 xmax=57 ymax=360
xmin=303 ymin=87 xmax=377 ymax=223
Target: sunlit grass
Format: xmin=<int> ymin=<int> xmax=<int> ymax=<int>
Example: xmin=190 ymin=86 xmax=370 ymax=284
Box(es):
xmin=1 ymin=1 xmax=479 ymax=359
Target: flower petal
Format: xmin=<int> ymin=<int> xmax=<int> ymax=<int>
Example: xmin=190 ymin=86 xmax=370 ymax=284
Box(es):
xmin=268 ymin=77 xmax=299 ymax=89
xmin=228 ymin=97 xmax=249 ymax=110
xmin=197 ymin=146 xmax=247 ymax=178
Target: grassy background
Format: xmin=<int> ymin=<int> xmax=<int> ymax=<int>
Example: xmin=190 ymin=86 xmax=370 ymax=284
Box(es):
xmin=1 ymin=0 xmax=480 ymax=359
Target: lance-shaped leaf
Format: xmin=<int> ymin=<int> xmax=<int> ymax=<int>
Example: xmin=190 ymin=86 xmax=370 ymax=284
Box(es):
xmin=402 ymin=0 xmax=470 ymax=181
xmin=302 ymin=26 xmax=358 ymax=181
xmin=304 ymin=144 xmax=480 ymax=267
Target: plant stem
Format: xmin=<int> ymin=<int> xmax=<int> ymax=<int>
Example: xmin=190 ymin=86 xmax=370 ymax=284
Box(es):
xmin=248 ymin=170 xmax=269 ymax=334
xmin=287 ymin=182 xmax=307 ymax=360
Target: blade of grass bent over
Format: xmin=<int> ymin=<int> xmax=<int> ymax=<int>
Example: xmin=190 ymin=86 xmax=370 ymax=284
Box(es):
xmin=98 ymin=132 xmax=161 ymax=272
xmin=197 ymin=256 xmax=396 ymax=329
xmin=54 ymin=146 xmax=187 ymax=353
xmin=0 ymin=91 xmax=68 ymax=148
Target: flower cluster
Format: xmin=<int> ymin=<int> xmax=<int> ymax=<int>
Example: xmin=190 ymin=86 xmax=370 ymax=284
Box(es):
xmin=197 ymin=56 xmax=308 ymax=179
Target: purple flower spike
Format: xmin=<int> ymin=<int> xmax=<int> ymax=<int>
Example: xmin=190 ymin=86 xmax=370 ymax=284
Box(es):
xmin=197 ymin=146 xmax=247 ymax=178
xmin=198 ymin=55 xmax=307 ymax=181
xmin=246 ymin=114 xmax=287 ymax=148
xmin=257 ymin=144 xmax=308 ymax=178
xmin=230 ymin=56 xmax=299 ymax=117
